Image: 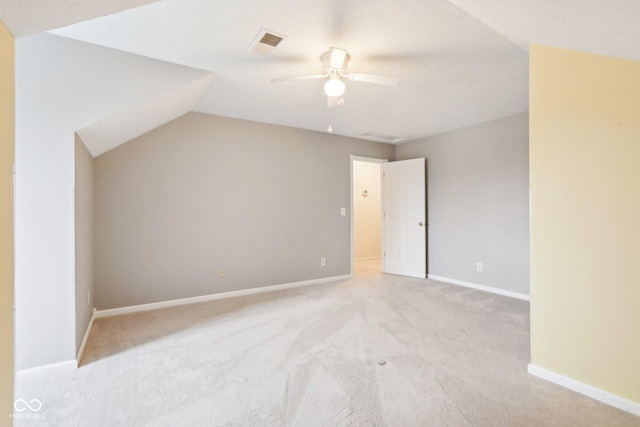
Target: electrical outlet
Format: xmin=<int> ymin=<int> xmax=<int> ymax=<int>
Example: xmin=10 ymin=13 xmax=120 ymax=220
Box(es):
xmin=477 ymin=262 xmax=483 ymax=272
xmin=321 ymin=258 xmax=326 ymax=266
xmin=218 ymin=268 xmax=225 ymax=278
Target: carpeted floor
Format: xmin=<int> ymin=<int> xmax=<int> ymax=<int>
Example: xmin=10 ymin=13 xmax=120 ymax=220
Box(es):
xmin=15 ymin=260 xmax=640 ymax=426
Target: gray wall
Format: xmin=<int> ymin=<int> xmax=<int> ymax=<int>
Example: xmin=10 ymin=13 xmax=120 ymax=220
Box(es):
xmin=74 ymin=135 xmax=94 ymax=352
xmin=94 ymin=112 xmax=395 ymax=309
xmin=396 ymin=113 xmax=529 ymax=295
xmin=15 ymin=35 xmax=76 ymax=370
xmin=14 ymin=34 xmax=209 ymax=370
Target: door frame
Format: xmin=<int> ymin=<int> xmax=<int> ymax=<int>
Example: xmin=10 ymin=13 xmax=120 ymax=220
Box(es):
xmin=349 ymin=155 xmax=388 ymax=276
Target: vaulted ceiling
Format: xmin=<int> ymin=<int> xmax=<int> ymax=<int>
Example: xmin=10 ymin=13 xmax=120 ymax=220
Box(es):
xmin=2 ymin=0 xmax=639 ymax=155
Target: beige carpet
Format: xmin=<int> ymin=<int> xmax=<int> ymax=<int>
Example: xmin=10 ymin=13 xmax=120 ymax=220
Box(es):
xmin=16 ymin=260 xmax=640 ymax=426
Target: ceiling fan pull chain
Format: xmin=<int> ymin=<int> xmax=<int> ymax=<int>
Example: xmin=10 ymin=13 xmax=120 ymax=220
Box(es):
xmin=327 ymin=107 xmax=334 ymax=133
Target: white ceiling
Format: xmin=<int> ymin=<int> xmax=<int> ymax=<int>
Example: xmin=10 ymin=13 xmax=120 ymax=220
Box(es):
xmin=17 ymin=33 xmax=212 ymax=157
xmin=4 ymin=0 xmax=640 ymax=154
xmin=48 ymin=0 xmax=529 ymax=146
xmin=448 ymin=0 xmax=640 ymax=62
xmin=0 ymin=0 xmax=159 ymax=38
xmin=77 ymin=74 xmax=213 ymax=156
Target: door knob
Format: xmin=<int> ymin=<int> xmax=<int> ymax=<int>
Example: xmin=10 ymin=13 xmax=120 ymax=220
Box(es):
xmin=418 ymin=222 xmax=424 ymax=227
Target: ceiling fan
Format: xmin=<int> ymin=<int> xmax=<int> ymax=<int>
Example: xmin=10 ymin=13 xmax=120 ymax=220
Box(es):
xmin=271 ymin=47 xmax=400 ymax=108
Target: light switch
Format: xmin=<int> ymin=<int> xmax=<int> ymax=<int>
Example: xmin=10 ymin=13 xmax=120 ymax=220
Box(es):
xmin=341 ymin=207 xmax=346 ymax=216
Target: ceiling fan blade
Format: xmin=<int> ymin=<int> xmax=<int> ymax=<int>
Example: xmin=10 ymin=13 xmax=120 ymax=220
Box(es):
xmin=329 ymin=47 xmax=348 ymax=69
xmin=271 ymin=74 xmax=325 ymax=83
xmin=327 ymin=96 xmax=340 ymax=108
xmin=346 ymin=73 xmax=400 ymax=86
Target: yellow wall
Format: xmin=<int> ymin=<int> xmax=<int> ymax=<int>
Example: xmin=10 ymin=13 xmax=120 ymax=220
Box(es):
xmin=530 ymin=45 xmax=640 ymax=402
xmin=0 ymin=20 xmax=15 ymax=424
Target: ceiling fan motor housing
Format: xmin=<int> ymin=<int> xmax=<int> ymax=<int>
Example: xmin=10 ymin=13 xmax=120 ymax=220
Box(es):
xmin=321 ymin=49 xmax=350 ymax=75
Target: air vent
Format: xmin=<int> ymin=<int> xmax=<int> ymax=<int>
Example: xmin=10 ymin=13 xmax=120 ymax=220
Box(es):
xmin=360 ymin=132 xmax=408 ymax=144
xmin=248 ymin=28 xmax=287 ymax=56
xmin=259 ymin=33 xmax=283 ymax=47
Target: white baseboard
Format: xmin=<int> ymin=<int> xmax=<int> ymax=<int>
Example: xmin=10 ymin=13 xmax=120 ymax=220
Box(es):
xmin=354 ymin=256 xmax=381 ymax=262
xmin=16 ymin=310 xmax=97 ymax=378
xmin=528 ymin=364 xmax=640 ymax=416
xmin=76 ymin=308 xmax=96 ymax=365
xmin=16 ymin=359 xmax=77 ymax=381
xmin=427 ymin=274 xmax=530 ymax=301
xmin=96 ymin=274 xmax=352 ymax=318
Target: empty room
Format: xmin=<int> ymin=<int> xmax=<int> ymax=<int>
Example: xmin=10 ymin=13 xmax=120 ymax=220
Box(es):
xmin=1 ymin=1 xmax=639 ymax=425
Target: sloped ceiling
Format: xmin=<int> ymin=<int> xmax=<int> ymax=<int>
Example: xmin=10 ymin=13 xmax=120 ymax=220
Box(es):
xmin=17 ymin=33 xmax=212 ymax=157
xmin=50 ymin=0 xmax=529 ymax=145
xmin=448 ymin=0 xmax=640 ymax=62
xmin=77 ymin=74 xmax=213 ymax=156
xmin=0 ymin=0 xmax=160 ymax=38
xmin=4 ymin=0 xmax=640 ymax=154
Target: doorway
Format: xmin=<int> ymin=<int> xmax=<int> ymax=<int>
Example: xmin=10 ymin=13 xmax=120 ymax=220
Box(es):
xmin=350 ymin=156 xmax=386 ymax=275
xmin=350 ymin=155 xmax=427 ymax=278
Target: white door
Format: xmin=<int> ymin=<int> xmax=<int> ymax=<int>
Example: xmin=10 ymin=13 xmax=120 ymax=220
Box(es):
xmin=383 ymin=158 xmax=426 ymax=278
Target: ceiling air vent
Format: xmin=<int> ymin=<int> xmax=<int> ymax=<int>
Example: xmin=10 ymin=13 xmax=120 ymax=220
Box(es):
xmin=248 ymin=28 xmax=286 ymax=56
xmin=360 ymin=132 xmax=408 ymax=144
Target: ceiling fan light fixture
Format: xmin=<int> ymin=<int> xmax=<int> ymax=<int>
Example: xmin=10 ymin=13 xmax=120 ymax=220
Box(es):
xmin=324 ymin=77 xmax=345 ymax=97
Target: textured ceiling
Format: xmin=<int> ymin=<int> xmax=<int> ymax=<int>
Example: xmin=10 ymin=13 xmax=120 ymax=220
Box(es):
xmin=49 ymin=0 xmax=529 ymax=145
xmin=5 ymin=0 xmax=640 ymax=154
xmin=18 ymin=33 xmax=212 ymax=156
xmin=77 ymin=74 xmax=213 ymax=156
xmin=447 ymin=0 xmax=640 ymax=62
xmin=0 ymin=0 xmax=159 ymax=37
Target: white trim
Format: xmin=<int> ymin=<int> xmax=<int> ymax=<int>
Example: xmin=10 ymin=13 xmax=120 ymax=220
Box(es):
xmin=16 ymin=359 xmax=77 ymax=380
xmin=76 ymin=308 xmax=96 ymax=365
xmin=350 ymin=155 xmax=388 ymax=164
xmin=96 ymin=275 xmax=352 ymax=318
xmin=354 ymin=256 xmax=381 ymax=262
xmin=428 ymin=274 xmax=530 ymax=301
xmin=528 ymin=364 xmax=640 ymax=416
